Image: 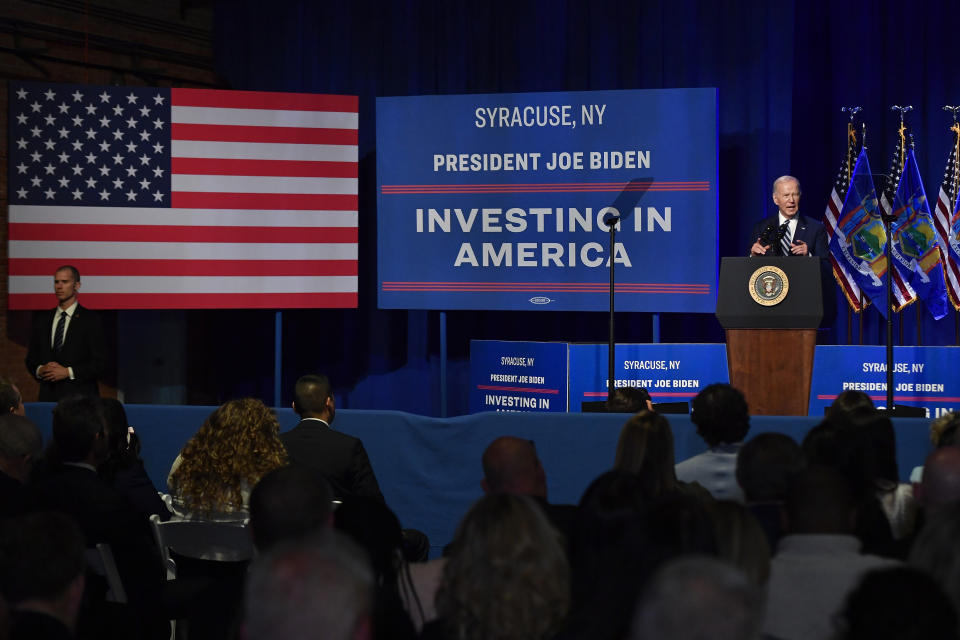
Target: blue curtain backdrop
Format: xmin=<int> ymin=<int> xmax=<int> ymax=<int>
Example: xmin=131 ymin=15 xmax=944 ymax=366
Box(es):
xmin=165 ymin=0 xmax=960 ymax=415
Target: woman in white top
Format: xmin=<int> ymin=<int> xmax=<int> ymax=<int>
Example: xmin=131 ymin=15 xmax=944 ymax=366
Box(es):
xmin=168 ymin=398 xmax=288 ymax=521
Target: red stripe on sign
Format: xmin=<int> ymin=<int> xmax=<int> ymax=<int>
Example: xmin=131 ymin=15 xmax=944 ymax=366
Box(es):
xmin=172 ymin=88 xmax=358 ymax=113
xmin=582 ymin=391 xmax=698 ymax=398
xmin=380 ymin=281 xmax=709 ymax=287
xmin=9 ymin=258 xmax=358 ymax=277
xmin=8 ymin=292 xmax=359 ymax=311
xmin=172 ymin=157 xmax=358 ymax=178
xmin=171 ymin=123 xmax=358 ymax=145
xmin=171 ymin=192 xmax=358 ymax=210
xmin=476 ymin=385 xmax=559 ymax=395
xmin=10 ymin=223 xmax=358 ymax=244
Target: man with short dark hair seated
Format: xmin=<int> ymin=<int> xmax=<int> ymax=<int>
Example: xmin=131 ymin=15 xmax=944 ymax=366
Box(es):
xmin=281 ymin=374 xmax=429 ymax=562
xmin=281 ymin=374 xmax=383 ymax=501
xmin=32 ymin=396 xmax=165 ymax=639
xmin=676 ymin=383 xmax=751 ymax=502
xmin=0 ymin=511 xmax=86 ymax=639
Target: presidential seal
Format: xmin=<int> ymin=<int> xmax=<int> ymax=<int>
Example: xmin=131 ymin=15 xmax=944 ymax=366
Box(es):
xmin=749 ymin=266 xmax=789 ymax=306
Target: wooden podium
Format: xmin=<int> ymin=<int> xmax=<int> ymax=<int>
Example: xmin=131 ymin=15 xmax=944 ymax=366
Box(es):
xmin=716 ymin=257 xmax=823 ymax=416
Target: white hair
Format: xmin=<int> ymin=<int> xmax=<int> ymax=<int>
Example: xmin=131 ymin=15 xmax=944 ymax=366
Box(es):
xmin=244 ymin=530 xmax=373 ymax=640
xmin=630 ymin=556 xmax=763 ymax=640
xmin=772 ymin=175 xmax=801 ymax=195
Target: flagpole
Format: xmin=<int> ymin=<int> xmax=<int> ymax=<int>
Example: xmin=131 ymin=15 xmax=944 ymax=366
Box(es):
xmin=885 ymin=105 xmax=913 ymax=411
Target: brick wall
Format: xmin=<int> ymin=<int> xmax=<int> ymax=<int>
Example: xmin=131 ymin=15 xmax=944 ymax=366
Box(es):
xmin=1 ymin=0 xmax=218 ymax=399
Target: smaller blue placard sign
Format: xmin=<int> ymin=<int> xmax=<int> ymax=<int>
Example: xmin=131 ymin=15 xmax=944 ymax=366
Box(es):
xmin=568 ymin=343 xmax=729 ymax=409
xmin=809 ymin=345 xmax=960 ymax=418
xmin=470 ymin=340 xmax=569 ymax=413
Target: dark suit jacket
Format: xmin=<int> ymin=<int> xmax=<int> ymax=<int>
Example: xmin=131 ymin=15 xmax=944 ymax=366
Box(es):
xmin=749 ymin=214 xmax=829 ymax=258
xmin=10 ymin=610 xmax=74 ymax=640
xmin=32 ymin=464 xmax=164 ymax=612
xmin=25 ymin=304 xmax=105 ymax=401
xmin=280 ymin=418 xmax=384 ymax=502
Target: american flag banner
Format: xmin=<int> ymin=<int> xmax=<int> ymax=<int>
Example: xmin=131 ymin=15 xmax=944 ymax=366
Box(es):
xmin=932 ymin=126 xmax=960 ymax=311
xmin=878 ymin=137 xmax=918 ymax=311
xmin=7 ymin=82 xmax=358 ymax=309
xmin=823 ymin=127 xmax=867 ymax=311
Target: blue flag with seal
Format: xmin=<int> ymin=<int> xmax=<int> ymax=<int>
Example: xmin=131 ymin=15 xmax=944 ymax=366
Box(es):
xmin=829 ymin=148 xmax=891 ymax=316
xmin=890 ymin=148 xmax=949 ymax=320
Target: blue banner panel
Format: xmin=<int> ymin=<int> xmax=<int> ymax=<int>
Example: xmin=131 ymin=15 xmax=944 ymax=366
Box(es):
xmin=567 ymin=343 xmax=729 ymax=409
xmin=376 ymin=88 xmax=718 ymax=312
xmin=809 ymin=346 xmax=960 ymax=418
xmin=469 ymin=340 xmax=569 ymax=413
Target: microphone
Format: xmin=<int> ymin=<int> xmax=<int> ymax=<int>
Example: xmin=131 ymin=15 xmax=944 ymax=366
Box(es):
xmin=758 ymin=223 xmax=777 ymax=245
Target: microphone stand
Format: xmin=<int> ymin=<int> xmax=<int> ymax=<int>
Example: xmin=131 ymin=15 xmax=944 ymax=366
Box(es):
xmin=881 ymin=206 xmax=895 ymax=410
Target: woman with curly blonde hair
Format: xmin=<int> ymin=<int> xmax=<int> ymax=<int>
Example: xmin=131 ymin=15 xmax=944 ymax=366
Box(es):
xmin=424 ymin=493 xmax=570 ymax=640
xmin=169 ymin=398 xmax=287 ymax=519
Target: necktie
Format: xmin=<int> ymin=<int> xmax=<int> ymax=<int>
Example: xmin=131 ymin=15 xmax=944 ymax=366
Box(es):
xmin=780 ymin=221 xmax=793 ymax=256
xmin=53 ymin=311 xmax=67 ymax=352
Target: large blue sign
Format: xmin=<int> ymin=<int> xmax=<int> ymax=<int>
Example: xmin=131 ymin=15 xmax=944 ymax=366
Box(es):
xmin=377 ymin=88 xmax=718 ymax=312
xmin=567 ymin=343 xmax=729 ymax=410
xmin=469 ymin=340 xmax=568 ymax=413
xmin=809 ymin=346 xmax=960 ymax=418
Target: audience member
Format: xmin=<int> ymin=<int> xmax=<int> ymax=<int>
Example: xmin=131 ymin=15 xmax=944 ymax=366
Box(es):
xmin=629 ymin=556 xmax=763 ymax=640
xmin=0 ymin=378 xmax=25 ymax=416
xmin=606 ymin=387 xmax=652 ymax=413
xmin=281 ymin=374 xmax=383 ymax=501
xmin=763 ymin=465 xmax=900 ymax=640
xmin=31 ymin=396 xmax=165 ymax=640
xmin=676 ymin=383 xmax=750 ymax=502
xmin=834 ymin=567 xmax=958 ymax=640
xmin=0 ymin=414 xmax=42 ymax=518
xmin=168 ymin=397 xmax=287 ymax=519
xmin=0 ymin=512 xmax=86 ymax=640
xmin=916 ymin=446 xmax=960 ymax=518
xmin=827 ymin=389 xmax=875 ymax=419
xmin=564 ymin=477 xmax=716 ymax=640
xmin=909 ymin=502 xmax=960 ymax=621
xmin=910 ymin=411 xmax=960 ymax=483
xmin=97 ymin=399 xmax=169 ymax=521
xmin=426 ymin=493 xmax=569 ymax=640
xmin=707 ymin=500 xmax=770 ymax=586
xmin=481 ymin=435 xmax=576 ymax=546
xmin=802 ymin=417 xmax=901 ymax=555
xmin=243 ymin=530 xmax=374 ymax=640
xmin=249 ymin=466 xmax=334 ymax=552
xmin=613 ymin=410 xmax=710 ymax=503
xmin=334 ymin=497 xmax=417 ymax=640
xmin=735 ymin=432 xmax=804 ymax=550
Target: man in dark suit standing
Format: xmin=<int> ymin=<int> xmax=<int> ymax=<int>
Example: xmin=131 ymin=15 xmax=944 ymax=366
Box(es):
xmin=749 ymin=176 xmax=829 ymax=258
xmin=281 ymin=374 xmax=384 ymax=502
xmin=25 ymin=265 xmax=105 ymax=401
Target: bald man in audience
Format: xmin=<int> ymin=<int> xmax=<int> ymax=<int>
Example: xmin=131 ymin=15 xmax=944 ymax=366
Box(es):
xmin=916 ymin=446 xmax=960 ymax=516
xmin=481 ymin=436 xmax=576 ymax=547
